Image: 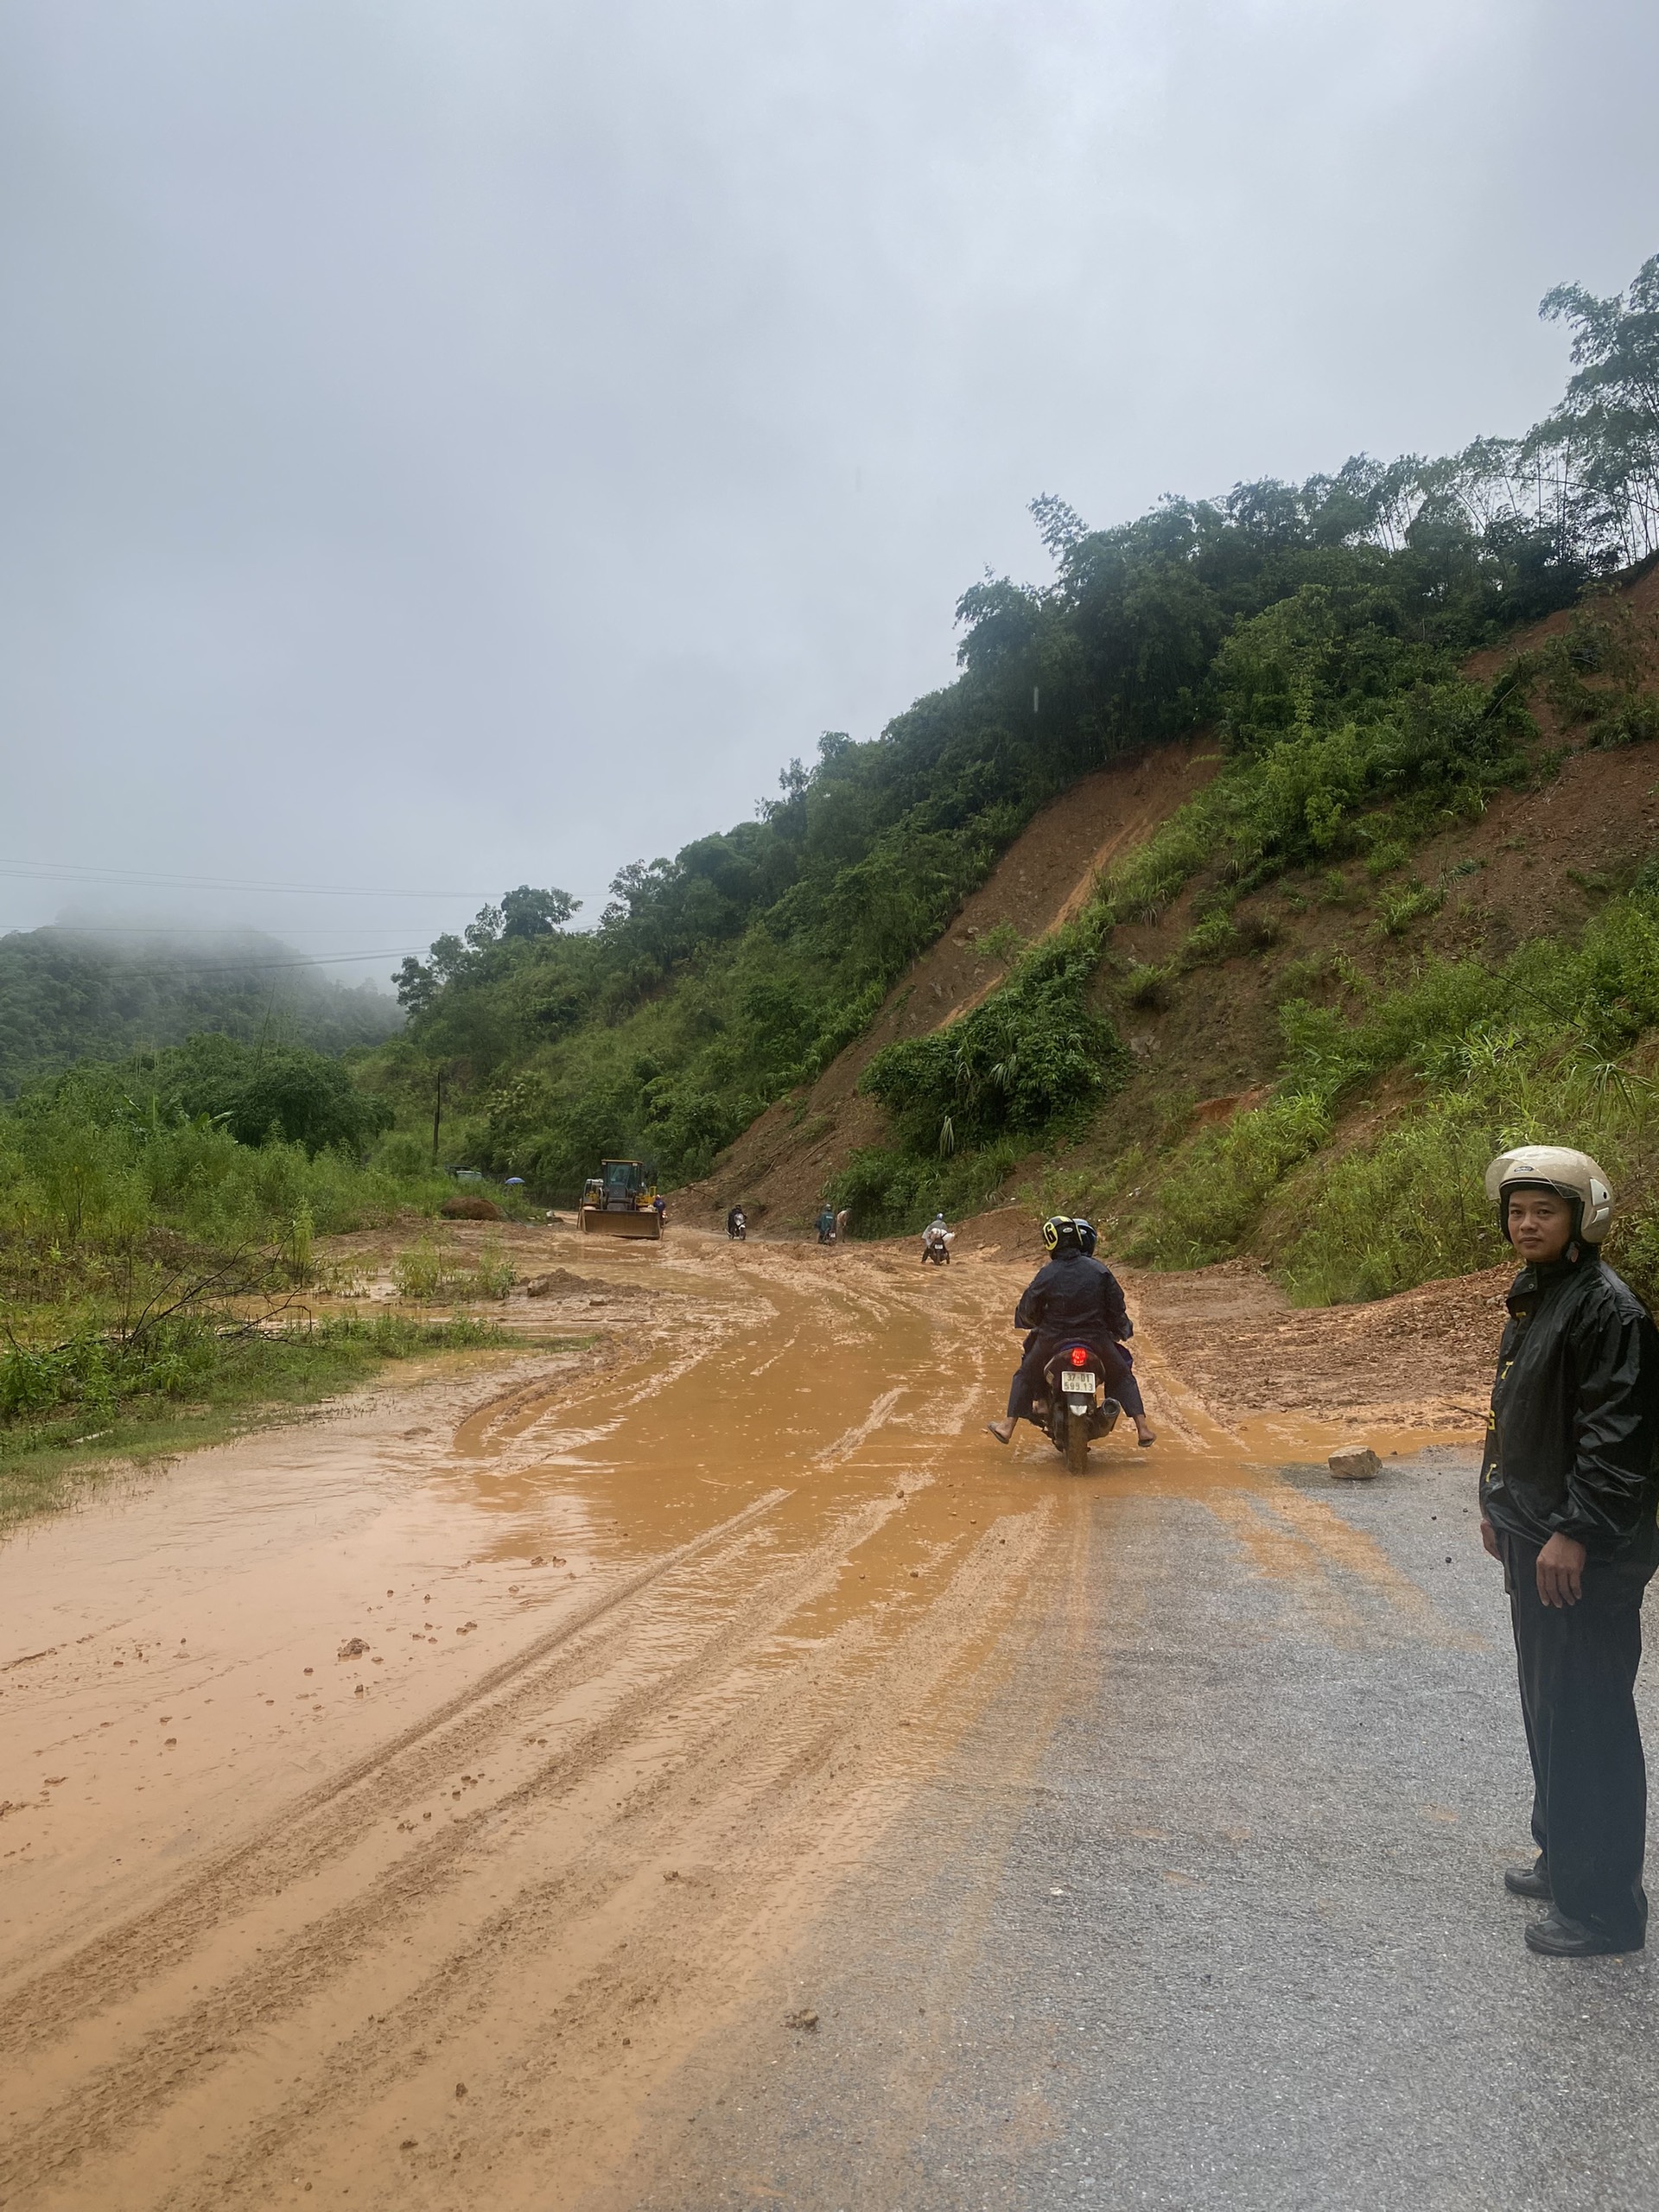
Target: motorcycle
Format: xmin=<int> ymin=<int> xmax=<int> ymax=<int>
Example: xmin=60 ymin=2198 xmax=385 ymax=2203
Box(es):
xmin=1033 ymin=1340 xmax=1122 ymax=1473
xmin=920 ymin=1229 xmax=954 ymax=1267
xmin=727 ymin=1210 xmax=747 ymax=1242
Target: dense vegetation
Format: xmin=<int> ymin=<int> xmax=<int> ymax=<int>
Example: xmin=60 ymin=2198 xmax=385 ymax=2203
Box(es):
xmin=0 ymin=1034 xmax=518 ymax=1498
xmin=383 ymin=255 xmax=1659 ymax=1220
xmin=0 ymin=926 xmax=402 ymax=1098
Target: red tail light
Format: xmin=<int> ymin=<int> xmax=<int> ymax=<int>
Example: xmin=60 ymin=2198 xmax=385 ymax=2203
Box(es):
xmin=1070 ymin=1346 xmax=1089 ymax=1367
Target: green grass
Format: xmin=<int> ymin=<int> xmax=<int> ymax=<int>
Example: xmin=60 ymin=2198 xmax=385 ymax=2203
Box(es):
xmin=0 ymin=1312 xmax=593 ymax=1535
xmin=391 ymin=1236 xmax=518 ymax=1301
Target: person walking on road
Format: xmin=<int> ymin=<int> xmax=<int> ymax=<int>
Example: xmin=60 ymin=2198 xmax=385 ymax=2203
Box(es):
xmin=1480 ymin=1146 xmax=1659 ymax=1957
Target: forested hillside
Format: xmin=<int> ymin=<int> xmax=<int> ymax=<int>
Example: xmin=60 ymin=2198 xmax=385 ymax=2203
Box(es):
xmin=0 ymin=927 xmax=402 ymax=1096
xmin=376 ymin=251 xmax=1659 ymax=1264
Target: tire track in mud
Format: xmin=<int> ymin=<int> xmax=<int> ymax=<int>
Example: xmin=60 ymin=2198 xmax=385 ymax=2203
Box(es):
xmin=683 ymin=1492 xmax=1113 ymax=2212
xmin=173 ymin=1505 xmax=1060 ymax=2212
xmin=0 ymin=1488 xmax=790 ymax=2044
xmin=0 ymin=1238 xmax=1058 ymax=2210
xmin=0 ymin=1482 xmax=1050 ymax=2210
xmin=0 ymin=1281 xmax=1020 ymax=2202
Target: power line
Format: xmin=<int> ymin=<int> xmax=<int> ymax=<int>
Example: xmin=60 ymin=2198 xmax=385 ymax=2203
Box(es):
xmin=0 ymin=858 xmax=495 ymax=899
xmin=0 ymin=944 xmax=418 ymax=976
xmin=1 ymin=923 xmax=423 ymax=939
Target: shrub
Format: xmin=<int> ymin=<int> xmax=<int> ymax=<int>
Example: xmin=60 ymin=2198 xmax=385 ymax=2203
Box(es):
xmin=824 ymin=1139 xmax=1020 ymax=1238
xmin=1128 ymin=1090 xmax=1333 ymax=1266
xmin=1179 ymin=914 xmax=1240 ymax=968
xmin=1129 ymin=885 xmax=1659 ymax=1302
xmin=1122 ymin=963 xmax=1174 ymax=1010
xmin=1376 ymin=882 xmax=1445 ymax=937
xmin=860 ymin=931 xmax=1130 ymax=1154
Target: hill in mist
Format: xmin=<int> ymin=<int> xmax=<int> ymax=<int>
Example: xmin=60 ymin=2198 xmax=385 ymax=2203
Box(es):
xmin=0 ymin=925 xmax=403 ymax=1096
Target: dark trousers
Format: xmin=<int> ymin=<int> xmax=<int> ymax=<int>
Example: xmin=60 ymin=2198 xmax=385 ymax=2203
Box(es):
xmin=1007 ymin=1336 xmax=1143 ymax=1423
xmin=1501 ymin=1531 xmax=1656 ymax=1948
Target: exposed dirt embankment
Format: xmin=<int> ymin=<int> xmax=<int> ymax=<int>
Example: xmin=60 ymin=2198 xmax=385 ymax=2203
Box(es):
xmin=684 ymin=563 xmax=1659 ymax=1251
xmin=1461 ymin=556 xmax=1659 ymax=683
xmin=1128 ymin=1257 xmax=1509 ymax=1429
xmin=677 ymin=736 xmax=1217 ymax=1231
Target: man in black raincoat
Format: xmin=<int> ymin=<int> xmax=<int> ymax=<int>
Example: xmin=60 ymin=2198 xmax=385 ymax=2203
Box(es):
xmin=986 ymin=1215 xmax=1155 ymax=1448
xmin=1480 ymin=1146 xmax=1659 ymax=1956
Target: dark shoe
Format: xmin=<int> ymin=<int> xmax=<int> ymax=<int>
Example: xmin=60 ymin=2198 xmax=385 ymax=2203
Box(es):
xmin=1504 ymin=1858 xmax=1551 ymax=1901
xmin=1524 ymin=1910 xmax=1637 ymax=1957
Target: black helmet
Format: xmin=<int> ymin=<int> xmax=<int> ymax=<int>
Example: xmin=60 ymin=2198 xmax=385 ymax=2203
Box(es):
xmin=1042 ymin=1215 xmax=1084 ymax=1255
xmin=1075 ymin=1218 xmax=1098 ymax=1256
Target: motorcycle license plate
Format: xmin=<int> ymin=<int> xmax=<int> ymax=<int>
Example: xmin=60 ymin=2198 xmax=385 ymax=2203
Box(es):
xmin=1060 ymin=1371 xmax=1096 ymax=1395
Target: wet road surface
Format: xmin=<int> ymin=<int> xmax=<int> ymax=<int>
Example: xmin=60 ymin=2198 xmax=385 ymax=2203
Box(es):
xmin=2 ymin=1234 xmax=1652 ymax=2209
xmin=613 ymin=1445 xmax=1659 ymax=2212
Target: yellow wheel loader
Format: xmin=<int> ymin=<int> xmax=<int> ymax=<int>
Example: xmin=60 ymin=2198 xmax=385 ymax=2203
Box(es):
xmin=578 ymin=1159 xmax=664 ymax=1239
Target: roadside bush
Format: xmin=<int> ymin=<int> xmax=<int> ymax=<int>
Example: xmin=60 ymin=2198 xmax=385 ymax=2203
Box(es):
xmin=1275 ymin=1102 xmax=1503 ymax=1304
xmin=1128 ymin=1090 xmax=1333 ymax=1266
xmin=0 ymin=1308 xmax=514 ymax=1457
xmin=860 ymin=931 xmax=1130 ymax=1156
xmin=1131 ymin=883 xmax=1659 ymax=1300
xmin=824 ymin=1139 xmax=1021 ymax=1238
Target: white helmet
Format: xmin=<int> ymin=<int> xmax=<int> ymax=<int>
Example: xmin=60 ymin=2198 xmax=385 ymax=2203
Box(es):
xmin=1484 ymin=1146 xmax=1614 ymax=1244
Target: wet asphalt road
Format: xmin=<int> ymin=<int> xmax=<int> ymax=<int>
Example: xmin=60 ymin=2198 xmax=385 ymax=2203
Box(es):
xmin=613 ymin=1447 xmax=1659 ymax=2212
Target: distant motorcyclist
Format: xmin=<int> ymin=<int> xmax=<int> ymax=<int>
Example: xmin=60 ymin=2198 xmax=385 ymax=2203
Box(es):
xmin=727 ymin=1205 xmax=747 ymax=1241
xmin=816 ymin=1205 xmax=836 ymax=1244
xmin=921 ymin=1213 xmax=953 ymax=1266
xmin=987 ymin=1215 xmax=1155 ymax=1446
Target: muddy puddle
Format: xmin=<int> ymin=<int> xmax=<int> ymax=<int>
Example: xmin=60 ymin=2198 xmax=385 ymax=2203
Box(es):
xmin=0 ymin=1231 xmax=1478 ymax=2210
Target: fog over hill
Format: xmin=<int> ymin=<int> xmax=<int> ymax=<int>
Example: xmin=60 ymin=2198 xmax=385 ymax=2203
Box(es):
xmin=0 ymin=924 xmax=402 ymax=1096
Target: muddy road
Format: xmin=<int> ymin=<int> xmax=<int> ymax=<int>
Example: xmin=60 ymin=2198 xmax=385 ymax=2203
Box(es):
xmin=3 ymin=1233 xmax=1653 ymax=2211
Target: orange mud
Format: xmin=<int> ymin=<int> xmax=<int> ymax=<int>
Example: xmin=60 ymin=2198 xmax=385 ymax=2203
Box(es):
xmin=0 ymin=1233 xmax=1478 ymax=2210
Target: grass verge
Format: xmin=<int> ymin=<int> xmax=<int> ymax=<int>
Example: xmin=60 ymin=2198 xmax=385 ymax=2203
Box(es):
xmin=0 ymin=1312 xmax=594 ymax=1536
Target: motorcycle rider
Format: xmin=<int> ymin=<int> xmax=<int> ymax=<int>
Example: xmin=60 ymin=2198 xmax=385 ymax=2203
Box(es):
xmin=726 ymin=1205 xmax=747 ymax=1240
xmin=1480 ymin=1145 xmax=1659 ymax=1956
xmin=921 ymin=1212 xmax=952 ymax=1265
xmin=986 ymin=1215 xmax=1155 ymax=1447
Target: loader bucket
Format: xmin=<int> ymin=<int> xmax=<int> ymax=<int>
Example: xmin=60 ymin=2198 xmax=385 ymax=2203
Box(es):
xmin=579 ymin=1206 xmax=662 ymax=1239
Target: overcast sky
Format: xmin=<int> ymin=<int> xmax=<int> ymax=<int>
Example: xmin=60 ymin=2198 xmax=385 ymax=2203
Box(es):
xmin=3 ymin=0 xmax=1656 ymax=980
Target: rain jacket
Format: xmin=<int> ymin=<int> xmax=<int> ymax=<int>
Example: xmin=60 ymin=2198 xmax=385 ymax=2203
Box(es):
xmin=1014 ymin=1252 xmax=1132 ymax=1347
xmin=1480 ymin=1252 xmax=1659 ymax=1562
